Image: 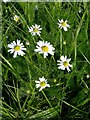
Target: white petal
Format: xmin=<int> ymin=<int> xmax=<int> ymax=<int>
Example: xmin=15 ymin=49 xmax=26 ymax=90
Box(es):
xmin=17 ymin=40 xmax=20 ymax=45
xmin=60 ymin=56 xmax=66 ymax=62
xmin=42 ymin=76 xmax=45 ymax=79
xmin=60 ymin=26 xmax=63 ymax=29
xmin=67 ymin=67 xmax=71 ymax=72
xmin=39 ymin=51 xmax=44 ymax=54
xmin=29 ymin=28 xmax=32 ymax=32
xmin=8 ymin=44 xmax=14 ymax=48
xmin=19 ymin=50 xmax=25 ymax=56
xmin=37 ymin=32 xmax=40 ymax=36
xmin=34 ymin=48 xmax=41 ymax=52
xmin=39 ymin=77 xmax=45 ymax=82
xmin=69 ymin=64 xmax=73 ymax=68
xmin=36 ymin=84 xmax=40 ymax=88
xmin=39 ymin=28 xmax=42 ymax=30
xmin=57 ymin=60 xmax=60 ymax=62
xmin=8 ymin=49 xmax=13 ymax=52
xmin=10 ymin=50 xmax=14 ymax=54
xmin=35 ymin=80 xmax=40 ymax=83
xmin=35 ymin=24 xmax=38 ymax=27
xmin=39 ymin=87 xmax=43 ymax=91
xmin=20 ymin=43 xmax=23 ymax=46
xmin=41 ymin=86 xmax=47 ymax=89
xmin=58 ymin=24 xmax=61 ymax=27
xmin=46 ymin=84 xmax=50 ymax=87
xmin=44 ymin=52 xmax=48 ymax=58
xmin=58 ymin=19 xmax=63 ymax=23
xmin=13 ymin=41 xmax=16 ymax=46
xmin=57 ymin=63 xmax=63 ymax=66
xmin=58 ymin=65 xmax=65 ymax=70
xmin=65 ymin=20 xmax=67 ymax=23
xmin=21 ymin=47 xmax=26 ymax=51
xmin=66 ymin=24 xmax=70 ymax=28
xmin=48 ymin=51 xmax=54 ymax=55
xmin=37 ymin=41 xmax=43 ymax=47
xmin=63 ymin=27 xmax=68 ymax=31
xmin=65 ymin=55 xmax=67 ymax=60
xmin=8 ymin=49 xmax=14 ymax=53
xmin=58 ymin=19 xmax=60 ymax=22
xmin=13 ymin=51 xmax=17 ymax=58
xmin=67 ymin=58 xmax=71 ymax=62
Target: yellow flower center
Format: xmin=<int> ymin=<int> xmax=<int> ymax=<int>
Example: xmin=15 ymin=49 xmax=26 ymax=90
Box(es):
xmin=40 ymin=81 xmax=46 ymax=87
xmin=14 ymin=17 xmax=19 ymax=22
xmin=61 ymin=22 xmax=66 ymax=27
xmin=14 ymin=45 xmax=20 ymax=51
xmin=41 ymin=46 xmax=49 ymax=52
xmin=33 ymin=28 xmax=38 ymax=32
xmin=63 ymin=61 xmax=68 ymax=67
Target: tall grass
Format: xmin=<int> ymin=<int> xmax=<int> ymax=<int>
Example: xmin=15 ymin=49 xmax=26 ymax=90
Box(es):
xmin=1 ymin=2 xmax=90 ymax=120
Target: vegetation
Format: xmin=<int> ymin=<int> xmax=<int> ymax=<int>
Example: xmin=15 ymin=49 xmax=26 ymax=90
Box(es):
xmin=1 ymin=2 xmax=90 ymax=120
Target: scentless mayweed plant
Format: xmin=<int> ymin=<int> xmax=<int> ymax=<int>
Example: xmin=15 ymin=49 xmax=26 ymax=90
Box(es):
xmin=1 ymin=2 xmax=90 ymax=120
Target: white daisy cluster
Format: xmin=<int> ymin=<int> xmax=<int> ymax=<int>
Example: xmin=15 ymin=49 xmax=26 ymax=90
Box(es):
xmin=28 ymin=24 xmax=55 ymax=58
xmin=7 ymin=19 xmax=73 ymax=92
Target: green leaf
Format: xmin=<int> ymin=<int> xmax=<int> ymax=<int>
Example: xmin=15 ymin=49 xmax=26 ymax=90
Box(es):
xmin=29 ymin=106 xmax=59 ymax=120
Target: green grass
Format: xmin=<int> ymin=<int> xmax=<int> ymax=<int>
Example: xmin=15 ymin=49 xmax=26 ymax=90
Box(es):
xmin=1 ymin=2 xmax=90 ymax=120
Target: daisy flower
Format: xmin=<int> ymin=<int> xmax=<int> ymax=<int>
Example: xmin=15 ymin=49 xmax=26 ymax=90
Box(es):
xmin=14 ymin=15 xmax=20 ymax=22
xmin=28 ymin=24 xmax=42 ymax=36
xmin=34 ymin=40 xmax=55 ymax=58
xmin=8 ymin=39 xmax=26 ymax=58
xmin=58 ymin=19 xmax=70 ymax=31
xmin=35 ymin=76 xmax=50 ymax=91
xmin=26 ymin=41 xmax=30 ymax=45
xmin=57 ymin=55 xmax=73 ymax=72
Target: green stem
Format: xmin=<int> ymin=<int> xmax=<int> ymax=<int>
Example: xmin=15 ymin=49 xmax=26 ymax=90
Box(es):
xmin=44 ymin=5 xmax=55 ymax=22
xmin=17 ymin=88 xmax=21 ymax=110
xmin=42 ymin=90 xmax=52 ymax=108
xmin=52 ymin=56 xmax=56 ymax=63
xmin=74 ymin=10 xmax=87 ymax=65
xmin=24 ymin=56 xmax=44 ymax=74
xmin=59 ymin=29 xmax=62 ymax=56
xmin=21 ymin=95 xmax=29 ymax=112
xmin=39 ymin=36 xmax=45 ymax=41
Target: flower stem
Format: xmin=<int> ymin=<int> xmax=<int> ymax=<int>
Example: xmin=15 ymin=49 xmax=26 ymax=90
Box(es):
xmin=42 ymin=90 xmax=52 ymax=108
xmin=59 ymin=29 xmax=62 ymax=56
